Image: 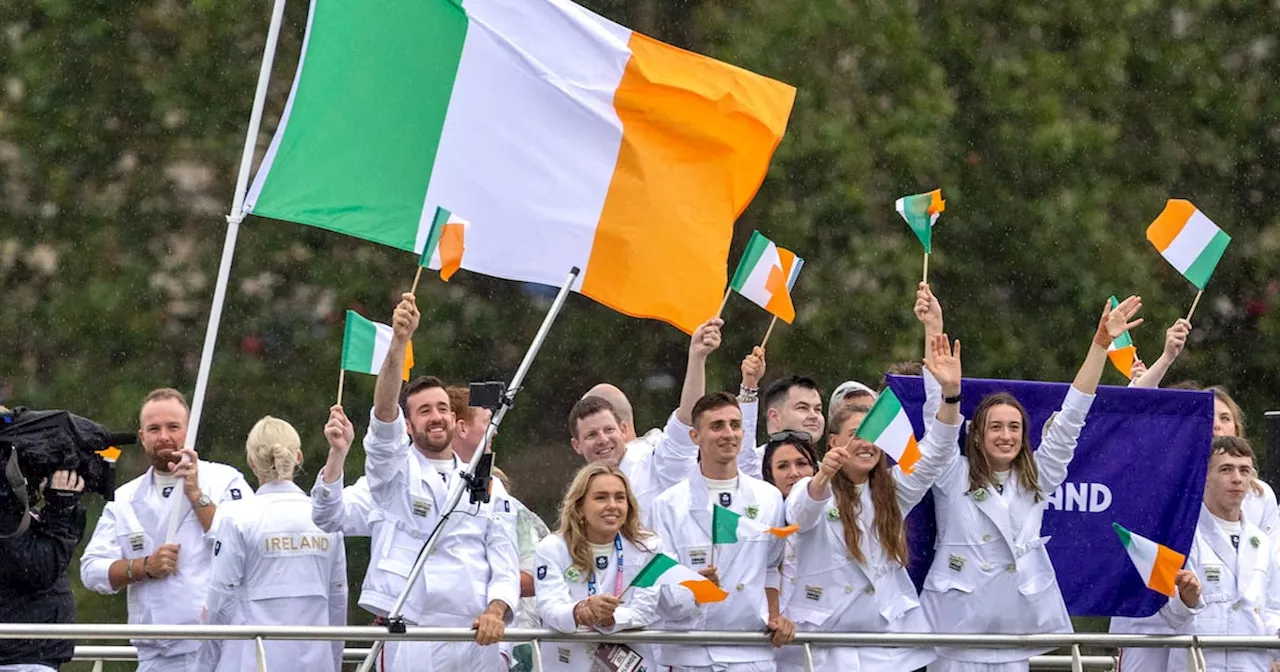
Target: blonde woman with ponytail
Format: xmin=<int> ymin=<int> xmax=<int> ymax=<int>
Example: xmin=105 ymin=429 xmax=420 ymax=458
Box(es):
xmin=197 ymin=416 xmax=347 ymax=672
xmin=533 ymin=464 xmax=664 ymax=672
xmin=782 ymin=333 xmax=964 ymax=671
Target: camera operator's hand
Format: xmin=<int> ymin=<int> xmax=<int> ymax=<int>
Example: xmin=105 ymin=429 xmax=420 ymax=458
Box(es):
xmin=40 ymin=470 xmax=85 ymax=511
xmin=146 ymin=543 xmax=181 ymax=579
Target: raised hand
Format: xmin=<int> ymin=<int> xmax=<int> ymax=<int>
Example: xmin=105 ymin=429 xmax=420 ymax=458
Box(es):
xmin=741 ymin=346 xmax=766 ymax=390
xmin=689 ymin=317 xmax=724 ymax=360
xmin=391 ymin=292 xmax=420 ymax=341
xmin=818 ymin=444 xmax=849 ymax=478
xmin=1096 ymin=295 xmax=1144 ymax=346
xmin=1163 ymin=318 xmax=1191 ymax=360
xmin=923 ymin=333 xmax=962 ymax=397
xmin=1129 ymin=358 xmax=1148 ymax=382
xmin=1175 ymin=569 xmax=1201 ymax=608
xmin=324 ymin=405 xmax=355 ymax=456
xmin=913 ymin=282 xmax=944 ymax=335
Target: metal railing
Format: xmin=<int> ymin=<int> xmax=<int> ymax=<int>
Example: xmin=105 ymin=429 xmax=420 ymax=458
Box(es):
xmin=10 ymin=624 xmax=1266 ymax=670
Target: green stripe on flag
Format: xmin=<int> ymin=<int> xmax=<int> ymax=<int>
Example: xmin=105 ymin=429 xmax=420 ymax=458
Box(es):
xmin=856 ymin=388 xmax=904 ymax=442
xmin=1183 ymin=229 xmax=1231 ymax=290
xmin=630 ymin=553 xmax=679 ymax=588
xmin=897 ymin=193 xmax=933 ymax=253
xmin=251 ymin=0 xmax=469 ymax=253
xmin=341 ymin=311 xmax=379 ymax=374
xmin=729 ymin=231 xmax=770 ymax=291
xmin=1113 ymin=522 xmax=1133 ymax=549
xmin=712 ymin=504 xmax=741 ymax=544
xmin=419 ymin=207 xmax=452 ymax=266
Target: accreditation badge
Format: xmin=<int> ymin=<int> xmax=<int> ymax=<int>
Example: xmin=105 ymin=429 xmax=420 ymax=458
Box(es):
xmin=129 ymin=533 xmax=146 ymax=552
xmin=592 ymin=642 xmax=644 ymax=672
xmin=1205 ymin=566 xmax=1222 ymax=583
xmin=411 ymin=496 xmax=432 ymax=518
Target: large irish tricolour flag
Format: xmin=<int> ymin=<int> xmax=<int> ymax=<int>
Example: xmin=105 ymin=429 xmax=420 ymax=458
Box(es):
xmin=245 ymin=0 xmax=795 ymax=333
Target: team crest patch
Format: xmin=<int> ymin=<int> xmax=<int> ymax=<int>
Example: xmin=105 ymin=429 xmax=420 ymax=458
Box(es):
xmin=230 ymin=488 xmax=242 ymax=500
xmin=214 ymin=541 xmax=222 ymax=556
xmin=718 ymin=492 xmax=732 ymax=507
xmin=536 ymin=565 xmax=547 ymax=580
xmin=162 ymin=486 xmax=174 ymax=498
xmin=129 ymin=533 xmax=145 ymax=552
xmin=503 ymin=500 xmax=511 ymax=513
xmin=745 ymin=505 xmax=759 ymax=520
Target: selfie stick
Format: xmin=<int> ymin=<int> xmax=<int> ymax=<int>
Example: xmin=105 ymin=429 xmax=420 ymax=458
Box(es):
xmin=359 ymin=267 xmax=580 ymax=672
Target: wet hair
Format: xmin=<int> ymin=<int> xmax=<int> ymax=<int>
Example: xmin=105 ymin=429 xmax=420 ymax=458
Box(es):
xmin=761 ymin=434 xmax=818 ymax=487
xmin=1211 ymin=434 xmax=1254 ymax=462
xmin=763 ymin=376 xmax=823 ymax=412
xmin=245 ymin=416 xmax=301 ymax=483
xmin=568 ymin=396 xmax=619 ymax=440
xmin=1206 ymin=386 xmax=1245 ymax=439
xmin=966 ymin=393 xmax=1042 ymax=501
xmin=825 ymin=405 xmax=907 ymax=566
xmin=879 ymin=361 xmax=923 ymax=392
xmin=399 ymin=376 xmax=448 ymax=417
xmin=141 ymin=388 xmax=189 ymax=415
xmin=556 ymin=464 xmax=653 ymax=573
xmin=691 ymin=391 xmax=739 ymax=427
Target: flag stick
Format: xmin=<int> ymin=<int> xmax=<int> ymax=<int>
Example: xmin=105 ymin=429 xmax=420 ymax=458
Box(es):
xmin=709 ymin=543 xmax=716 ymax=570
xmin=409 ymin=266 xmax=424 ymax=296
xmin=922 ymin=252 xmax=930 ymax=283
xmin=359 ymin=266 xmax=582 ymax=672
xmin=716 ymin=288 xmax=732 ymax=318
xmin=760 ymin=316 xmax=779 ymax=348
xmin=172 ymin=0 xmax=288 ymax=545
xmin=1186 ymin=289 xmax=1204 ymax=322
xmin=336 ymin=369 xmax=346 ymax=406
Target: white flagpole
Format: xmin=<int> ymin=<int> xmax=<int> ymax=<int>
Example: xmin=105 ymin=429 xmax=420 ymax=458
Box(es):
xmin=170 ymin=0 xmax=289 ymax=542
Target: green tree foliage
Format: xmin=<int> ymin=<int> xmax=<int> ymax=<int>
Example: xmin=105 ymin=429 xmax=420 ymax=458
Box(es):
xmin=3 ymin=0 xmax=1280 ymax=664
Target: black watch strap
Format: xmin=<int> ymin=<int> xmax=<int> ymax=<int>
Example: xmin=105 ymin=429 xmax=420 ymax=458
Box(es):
xmin=943 ymin=392 xmax=964 ymax=405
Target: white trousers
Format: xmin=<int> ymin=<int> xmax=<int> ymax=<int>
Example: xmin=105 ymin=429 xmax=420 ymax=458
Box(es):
xmin=0 ymin=665 xmax=57 ymax=672
xmin=672 ymin=662 xmax=777 ymax=672
xmin=138 ymin=651 xmax=198 ymax=672
xmin=928 ymin=658 xmax=1029 ymax=672
xmin=387 ymin=640 xmax=505 ymax=672
xmin=1117 ymin=647 xmax=1169 ymax=672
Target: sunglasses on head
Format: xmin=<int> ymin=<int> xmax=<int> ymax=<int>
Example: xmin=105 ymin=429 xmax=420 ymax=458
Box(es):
xmin=767 ymin=430 xmax=812 ymax=445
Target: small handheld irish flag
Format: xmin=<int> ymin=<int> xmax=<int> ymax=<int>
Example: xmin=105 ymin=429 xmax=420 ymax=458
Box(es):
xmin=712 ymin=505 xmax=798 ymax=544
xmin=629 ymin=553 xmax=729 ymax=604
xmin=895 ymin=189 xmax=945 ymax=253
xmin=1113 ymin=522 xmax=1186 ymax=597
xmin=854 ymin=388 xmax=922 ymax=474
xmin=1146 ymin=199 xmax=1230 ymax=290
xmin=728 ymin=231 xmax=804 ymax=323
xmin=1106 ymin=295 xmax=1138 ymax=379
xmin=341 ymin=311 xmax=414 ymax=381
xmin=418 ymin=206 xmax=469 ymax=282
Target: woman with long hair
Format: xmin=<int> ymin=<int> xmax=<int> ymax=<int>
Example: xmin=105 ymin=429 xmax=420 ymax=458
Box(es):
xmin=198 ymin=416 xmax=346 ymax=672
xmin=534 ymin=463 xmax=662 ymax=672
xmin=761 ymin=432 xmax=817 ymax=671
xmin=922 ymin=297 xmax=1143 ymax=672
xmin=784 ymin=333 xmax=964 ymax=670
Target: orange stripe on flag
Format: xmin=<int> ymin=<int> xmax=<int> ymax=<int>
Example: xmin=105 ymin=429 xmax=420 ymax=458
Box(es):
xmin=768 ymin=523 xmax=799 ymax=539
xmin=763 ymin=262 xmax=797 ymax=323
xmin=680 ymin=579 xmax=730 ymax=604
xmin=402 ymin=342 xmax=415 ymax=382
xmin=581 ymin=32 xmax=796 ymax=334
xmin=1149 ymin=544 xmax=1186 ymax=597
xmin=898 ymin=435 xmax=921 ymax=474
xmin=439 ymin=223 xmax=465 ymax=282
xmin=1147 ymin=199 xmax=1196 ymax=252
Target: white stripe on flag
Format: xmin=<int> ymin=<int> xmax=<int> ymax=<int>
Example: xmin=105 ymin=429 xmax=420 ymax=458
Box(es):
xmin=878 ymin=412 xmax=915 ymax=455
xmin=738 ymin=242 xmax=781 ymax=306
xmin=1162 ymin=210 xmax=1219 ymax=274
xmin=370 ymin=322 xmax=394 ymax=373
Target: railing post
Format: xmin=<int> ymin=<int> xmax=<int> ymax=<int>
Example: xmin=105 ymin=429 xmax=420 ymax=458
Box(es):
xmin=530 ymin=638 xmax=544 ymax=672
xmin=90 ymin=660 xmax=103 ymax=672
xmin=802 ymin=642 xmax=814 ymax=672
xmin=1070 ymin=644 xmax=1082 ymax=672
xmin=255 ymin=635 xmax=268 ymax=671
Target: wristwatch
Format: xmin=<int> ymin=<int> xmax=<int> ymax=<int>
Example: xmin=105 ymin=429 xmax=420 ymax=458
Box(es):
xmin=194 ymin=493 xmax=214 ymax=509
xmin=943 ymin=392 xmax=964 ymax=405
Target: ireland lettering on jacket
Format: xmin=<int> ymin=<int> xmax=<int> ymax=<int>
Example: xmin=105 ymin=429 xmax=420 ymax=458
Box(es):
xmin=263 ymin=534 xmax=331 ymax=555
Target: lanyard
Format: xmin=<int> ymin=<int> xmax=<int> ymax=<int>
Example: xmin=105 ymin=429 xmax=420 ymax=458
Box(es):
xmin=586 ymin=534 xmax=625 ymax=597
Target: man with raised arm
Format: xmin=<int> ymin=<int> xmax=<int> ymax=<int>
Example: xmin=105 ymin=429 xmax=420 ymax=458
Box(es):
xmin=568 ymin=318 xmax=722 ymax=516
xmin=649 ymin=391 xmax=797 ymax=671
xmin=315 ymin=293 xmax=519 ymax=672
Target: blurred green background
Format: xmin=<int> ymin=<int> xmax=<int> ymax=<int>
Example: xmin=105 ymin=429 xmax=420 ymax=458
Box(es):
xmin=4 ymin=0 xmax=1279 ymax=667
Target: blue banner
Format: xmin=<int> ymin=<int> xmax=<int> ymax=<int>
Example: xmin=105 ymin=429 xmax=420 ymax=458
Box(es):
xmin=886 ymin=375 xmax=1213 ymax=618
